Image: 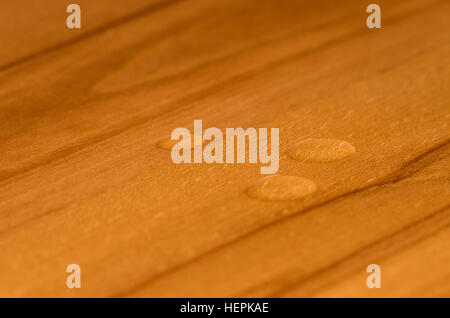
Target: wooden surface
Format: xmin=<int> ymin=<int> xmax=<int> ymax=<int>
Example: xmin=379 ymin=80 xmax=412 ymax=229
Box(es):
xmin=0 ymin=0 xmax=449 ymax=297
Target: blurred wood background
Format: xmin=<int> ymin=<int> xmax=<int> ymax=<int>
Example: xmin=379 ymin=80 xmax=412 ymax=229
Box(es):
xmin=0 ymin=0 xmax=449 ymax=297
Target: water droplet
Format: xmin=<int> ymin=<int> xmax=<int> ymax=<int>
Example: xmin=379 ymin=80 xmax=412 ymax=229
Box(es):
xmin=246 ymin=175 xmax=317 ymax=201
xmin=287 ymin=138 xmax=355 ymax=162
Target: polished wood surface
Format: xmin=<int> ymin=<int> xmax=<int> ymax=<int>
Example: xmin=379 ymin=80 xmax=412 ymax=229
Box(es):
xmin=0 ymin=0 xmax=449 ymax=297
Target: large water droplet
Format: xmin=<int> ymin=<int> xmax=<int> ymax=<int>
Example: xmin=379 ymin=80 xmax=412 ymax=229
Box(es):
xmin=246 ymin=175 xmax=317 ymax=201
xmin=287 ymin=138 xmax=355 ymax=162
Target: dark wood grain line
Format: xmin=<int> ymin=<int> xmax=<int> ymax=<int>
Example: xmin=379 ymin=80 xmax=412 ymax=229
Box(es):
xmin=113 ymin=139 xmax=449 ymax=297
xmin=1 ymin=22 xmax=363 ymax=182
xmin=95 ymin=11 xmax=358 ymax=97
xmin=79 ymin=0 xmax=445 ymax=97
xmin=253 ymin=204 xmax=450 ymax=297
xmin=0 ymin=0 xmax=183 ymax=74
xmin=1 ymin=0 xmax=440 ymax=184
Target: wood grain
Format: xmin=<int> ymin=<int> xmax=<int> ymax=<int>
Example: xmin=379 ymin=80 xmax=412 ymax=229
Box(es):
xmin=0 ymin=0 xmax=449 ymax=297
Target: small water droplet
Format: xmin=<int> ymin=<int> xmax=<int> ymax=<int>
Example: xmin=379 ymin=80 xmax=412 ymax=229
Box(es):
xmin=287 ymin=138 xmax=355 ymax=162
xmin=246 ymin=175 xmax=317 ymax=201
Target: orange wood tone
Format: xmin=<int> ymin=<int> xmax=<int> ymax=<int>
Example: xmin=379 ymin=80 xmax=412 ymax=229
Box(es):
xmin=0 ymin=0 xmax=448 ymax=297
